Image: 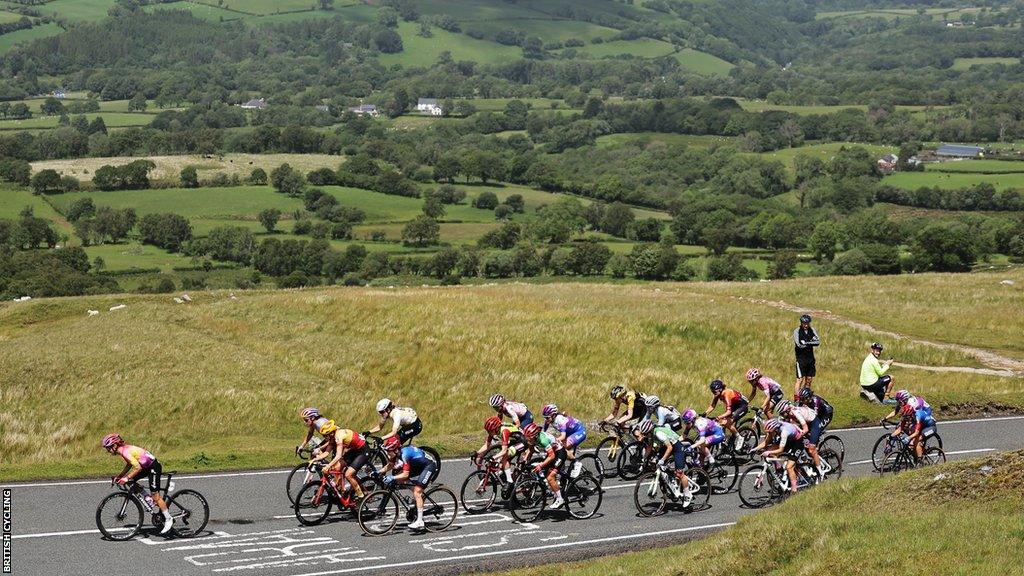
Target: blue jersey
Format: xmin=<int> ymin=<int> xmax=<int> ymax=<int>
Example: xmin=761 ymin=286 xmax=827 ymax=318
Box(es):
xmin=397 ymin=446 xmax=430 ymax=473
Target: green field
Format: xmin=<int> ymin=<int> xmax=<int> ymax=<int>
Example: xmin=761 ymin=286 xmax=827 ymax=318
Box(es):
xmin=41 ymin=0 xmax=118 ymax=22
xmin=885 ymin=171 xmax=1024 ymax=191
xmin=481 ymin=450 xmax=1024 ymax=576
xmin=566 ymin=38 xmax=676 ymax=59
xmin=951 ymin=57 xmax=1020 ymax=70
xmin=736 ymin=99 xmax=949 ymax=117
xmin=756 ymin=142 xmax=897 ymax=173
xmin=84 ymin=241 xmax=195 ymax=272
xmin=0 ymin=10 xmax=23 ymax=23
xmin=191 ymin=0 xmax=318 ymax=16
xmin=0 ymin=187 xmax=68 ymax=228
xmin=673 ymin=48 xmax=734 ymax=76
xmin=379 ymin=21 xmax=521 ymax=67
xmin=0 ymin=112 xmax=153 ymax=131
xmin=143 ymin=1 xmax=242 ymax=21
xmin=596 ymin=132 xmax=737 ymax=149
xmin=926 ymin=159 xmax=1024 ymax=173
xmin=459 ymin=17 xmax=615 ymax=43
xmin=0 ymin=22 xmax=63 ymax=54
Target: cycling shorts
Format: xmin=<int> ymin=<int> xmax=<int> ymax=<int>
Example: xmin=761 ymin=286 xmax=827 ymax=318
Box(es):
xmin=398 ymin=419 xmax=423 ymax=443
xmin=409 ymin=460 xmax=436 ymax=487
xmin=807 ymin=418 xmax=822 ymax=445
xmin=345 ymin=445 xmax=370 ymax=474
xmin=539 ymin=448 xmax=567 ymax=472
xmin=132 ymin=460 xmax=162 ymax=493
xmin=729 ymin=399 xmax=749 ymax=422
xmin=565 ymin=428 xmax=586 ymax=450
xmin=781 ymin=436 xmax=806 ymax=457
xmin=769 ymin=388 xmax=784 ymax=406
xmin=671 ymin=442 xmax=687 ymax=471
xmin=519 ymin=411 xmax=534 ymax=428
xmin=921 ymin=421 xmax=937 ymax=439
xmin=629 ymin=402 xmax=646 ymax=422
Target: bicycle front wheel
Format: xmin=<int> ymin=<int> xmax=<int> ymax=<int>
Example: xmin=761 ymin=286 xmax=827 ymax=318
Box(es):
xmin=595 ymin=436 xmax=620 ymax=479
xmin=818 ymin=435 xmax=846 ymax=467
xmin=509 ymin=477 xmax=546 ymax=523
xmin=168 ymin=489 xmax=209 ymax=538
xmin=286 ymin=464 xmax=317 ymax=505
xmin=871 ymin=434 xmax=891 ymax=472
xmin=564 ymin=474 xmax=602 ymax=520
xmin=706 ymin=457 xmax=739 ymax=494
xmin=880 ymin=450 xmax=909 ymax=475
xmin=358 ymin=490 xmax=399 ymax=536
xmin=423 ymin=486 xmax=458 ymax=532
xmin=575 ymin=454 xmax=604 ymax=482
xmin=921 ymin=447 xmax=946 ymax=467
xmin=820 ymin=448 xmax=843 ymax=479
xmin=687 ymin=467 xmax=712 ymax=510
xmin=633 ymin=472 xmax=668 ymax=517
xmin=96 ymin=492 xmax=144 ymax=541
xmin=737 ymin=466 xmax=774 ymax=509
xmin=294 ymin=481 xmax=333 ymax=526
xmin=460 ymin=470 xmax=497 ymax=514
xmin=733 ymin=426 xmax=759 ymax=459
xmin=616 ymin=441 xmax=647 ymax=481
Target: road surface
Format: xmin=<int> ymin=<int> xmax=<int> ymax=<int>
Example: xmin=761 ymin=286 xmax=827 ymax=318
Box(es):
xmin=5 ymin=415 xmax=1023 ymax=576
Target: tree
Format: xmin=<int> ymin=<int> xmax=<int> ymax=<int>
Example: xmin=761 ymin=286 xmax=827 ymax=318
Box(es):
xmin=473 ymin=191 xmax=499 ymax=210
xmin=92 ymin=207 xmax=136 ymax=243
xmin=0 ymin=158 xmax=31 ymax=185
xmin=631 ymin=218 xmax=662 ymax=242
xmin=494 ymin=204 xmax=513 ymax=220
xmin=401 ymin=215 xmax=440 ymax=247
xmin=128 ymin=93 xmax=147 ymax=112
xmin=569 ymin=241 xmax=613 ymax=275
xmin=767 ymin=251 xmax=797 ymax=279
xmin=530 ymin=198 xmax=587 ymax=243
xmin=911 ymin=223 xmax=976 ymax=272
xmin=504 ymin=193 xmax=525 ymax=213
xmin=373 ymin=28 xmax=404 ymax=54
xmin=66 ymin=197 xmax=96 ymax=222
xmin=180 ymin=166 xmax=199 ymax=188
xmin=249 ymin=168 xmax=268 ymax=185
xmin=30 ymin=169 xmax=62 ymax=195
xmin=831 ymin=248 xmax=870 ymax=276
xmin=270 ymin=163 xmax=306 ymax=196
xmin=433 ymin=155 xmax=461 ymax=183
xmin=808 ymin=221 xmax=844 ymax=262
xmin=423 ymin=194 xmax=445 ymax=218
xmin=10 ymin=103 xmax=30 ymax=119
xmin=40 ymin=97 xmax=65 ymax=116
xmin=706 ymin=254 xmax=757 ymax=281
xmin=600 ymin=202 xmax=635 ymax=238
xmin=259 ymin=208 xmax=282 ymax=233
xmin=138 ymin=213 xmax=192 ymax=252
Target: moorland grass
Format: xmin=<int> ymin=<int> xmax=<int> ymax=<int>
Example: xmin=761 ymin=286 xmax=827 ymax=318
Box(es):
xmin=2 ymin=275 xmax=1022 ymax=480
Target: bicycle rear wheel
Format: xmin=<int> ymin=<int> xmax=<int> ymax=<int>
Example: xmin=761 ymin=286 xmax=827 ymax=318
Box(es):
xmin=633 ymin=472 xmax=668 ymax=517
xmin=595 ymin=436 xmax=620 ymax=479
xmin=294 ymin=481 xmax=333 ymax=526
xmin=616 ymin=441 xmax=647 ymax=481
xmin=167 ymin=489 xmax=209 ymax=538
xmin=564 ymin=474 xmax=602 ymax=520
xmin=818 ymin=435 xmax=846 ymax=467
xmin=738 ymin=466 xmax=775 ymax=509
xmin=706 ymin=456 xmax=739 ymax=494
xmin=574 ymin=454 xmax=604 ymax=482
xmin=422 ymin=486 xmax=457 ymax=532
xmin=460 ymin=470 xmax=497 ymax=514
xmin=880 ymin=450 xmax=910 ymax=475
xmin=921 ymin=447 xmax=946 ymax=467
xmin=286 ymin=464 xmax=317 ymax=505
xmin=686 ymin=467 xmax=712 ymax=510
xmin=509 ymin=476 xmax=546 ymax=523
xmin=96 ymin=492 xmax=144 ymax=541
xmin=358 ymin=490 xmax=399 ymax=536
xmin=733 ymin=426 xmax=759 ymax=459
xmin=820 ymin=448 xmax=843 ymax=479
xmin=421 ymin=446 xmax=442 ymax=483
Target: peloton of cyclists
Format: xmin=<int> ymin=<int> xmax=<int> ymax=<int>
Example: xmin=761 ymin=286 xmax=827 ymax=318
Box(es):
xmin=776 ymin=400 xmax=826 ymax=478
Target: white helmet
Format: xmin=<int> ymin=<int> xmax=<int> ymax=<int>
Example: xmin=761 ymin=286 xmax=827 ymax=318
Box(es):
xmin=376 ymin=398 xmax=393 ymax=413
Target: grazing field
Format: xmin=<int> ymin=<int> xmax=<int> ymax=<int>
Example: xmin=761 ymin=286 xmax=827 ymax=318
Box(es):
xmin=353 ymin=221 xmax=502 ymax=243
xmin=884 ymin=170 xmax=1024 ymax=191
xmin=143 ymin=1 xmax=242 ymax=21
xmin=379 ymin=21 xmax=521 ymax=67
xmin=736 ymin=99 xmax=949 ymax=117
xmin=926 ymin=159 xmax=1024 ymax=173
xmin=0 ymin=187 xmax=68 ymax=228
xmin=190 ymin=0 xmax=318 ymax=16
xmin=480 ymin=451 xmax=1024 ymax=576
xmin=755 ymin=142 xmax=897 ymax=173
xmin=83 ymin=241 xmax=195 ymax=272
xmin=460 ymin=18 xmax=615 ymax=43
xmin=952 ymin=57 xmax=1020 ymax=70
xmin=31 ymin=153 xmax=340 ymax=182
xmin=40 ymin=0 xmax=118 ymax=22
xmin=0 ymin=112 xmax=154 ymax=131
xmin=566 ymin=38 xmax=676 ymax=59
xmin=2 ymin=271 xmax=1022 ymax=480
xmin=0 ymin=22 xmax=63 ymax=54
xmin=673 ymin=48 xmax=734 ymax=76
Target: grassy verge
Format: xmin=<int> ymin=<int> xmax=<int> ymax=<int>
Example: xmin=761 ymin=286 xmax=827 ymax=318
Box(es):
xmin=2 ymin=272 xmax=1023 ymax=481
xmin=475 ymin=450 xmax=1024 ymax=576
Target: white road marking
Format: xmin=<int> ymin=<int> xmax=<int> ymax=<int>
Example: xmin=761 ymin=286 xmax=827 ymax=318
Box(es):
xmin=139 ymin=531 xmax=232 ymax=545
xmin=284 ymin=522 xmax=737 ymax=576
xmin=12 ymin=528 xmax=106 ymax=539
xmin=846 ymin=447 xmax=995 ymax=466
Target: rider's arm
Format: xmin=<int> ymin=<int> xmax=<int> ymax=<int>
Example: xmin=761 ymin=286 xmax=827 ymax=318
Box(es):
xmin=718 ymin=400 xmax=733 ymax=421
xmin=534 ymin=448 xmax=555 ymax=471
xmin=391 ymin=462 xmax=411 ymax=482
xmin=380 ymin=416 xmax=401 ymax=441
xmin=792 ymin=412 xmax=809 ymax=435
xmin=115 ymin=462 xmax=132 ymax=481
xmin=326 ymin=442 xmax=347 ymax=470
xmin=298 ymin=427 xmax=314 ymax=451
xmin=509 ymin=409 xmax=521 ymax=427
xmin=806 ymin=328 xmax=820 ymax=347
xmin=603 ymin=399 xmax=622 ymax=422
xmin=367 ymin=414 xmax=386 ymax=435
xmin=705 ymin=396 xmax=719 ymax=416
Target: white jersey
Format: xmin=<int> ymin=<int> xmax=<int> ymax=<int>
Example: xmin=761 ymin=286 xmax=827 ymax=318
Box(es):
xmin=391 ymin=406 xmax=418 ymax=427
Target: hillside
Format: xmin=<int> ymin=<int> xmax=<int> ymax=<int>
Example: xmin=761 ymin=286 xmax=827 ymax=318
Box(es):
xmin=477 ymin=449 xmax=1024 ymax=576
xmin=2 ymin=269 xmax=1022 ymax=481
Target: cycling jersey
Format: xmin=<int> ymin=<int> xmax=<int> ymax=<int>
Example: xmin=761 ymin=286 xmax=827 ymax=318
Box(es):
xmin=396 ymin=445 xmax=434 ymax=487
xmin=752 ymin=375 xmax=782 ymax=395
xmin=793 ymin=326 xmax=820 ymax=360
xmin=694 ymin=417 xmax=726 ymax=445
xmin=550 ymin=414 xmax=583 ymax=434
xmin=118 ymin=445 xmax=156 ymax=469
xmin=653 ymin=426 xmax=680 ymax=445
xmin=496 ymin=423 xmax=524 ymax=447
xmin=651 ymin=405 xmax=682 ymax=428
xmin=787 ymin=405 xmax=818 ymax=426
xmin=778 ymin=422 xmax=803 ymax=447
xmin=535 ymin=431 xmax=563 ymax=454
xmin=721 ymin=389 xmax=747 ymax=410
xmin=806 ymin=395 xmax=834 ymax=422
xmin=908 ymin=396 xmax=932 ymax=417
xmin=336 ymin=429 xmax=365 ymax=450
xmin=390 ymin=406 xmax=418 ymax=427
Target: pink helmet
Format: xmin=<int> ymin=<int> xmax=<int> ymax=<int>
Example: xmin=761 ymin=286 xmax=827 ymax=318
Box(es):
xmin=682 ymin=408 xmax=697 ymax=424
xmin=764 ymin=418 xmax=782 ymax=432
xmin=101 ymin=433 xmax=123 ymax=449
xmin=745 ymin=368 xmax=761 ymax=382
xmin=542 ymin=404 xmax=559 ymax=418
xmin=894 ymin=390 xmax=911 ymax=404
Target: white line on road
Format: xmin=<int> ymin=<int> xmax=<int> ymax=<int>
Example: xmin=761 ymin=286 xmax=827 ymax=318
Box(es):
xmin=845 ymin=448 xmax=995 ymax=466
xmin=283 ymin=522 xmax=736 ymax=576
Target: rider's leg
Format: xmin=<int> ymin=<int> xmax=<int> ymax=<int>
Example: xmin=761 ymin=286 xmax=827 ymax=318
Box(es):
xmin=786 ymin=459 xmax=798 ymax=494
xmin=546 ymin=469 xmax=562 ymax=505
xmin=412 ymin=485 xmax=424 ymax=524
xmin=345 ymin=466 xmax=364 ymax=498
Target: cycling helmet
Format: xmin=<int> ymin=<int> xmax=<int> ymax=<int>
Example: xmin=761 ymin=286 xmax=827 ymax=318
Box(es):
xmin=609 ymin=385 xmax=625 ymax=400
xmin=682 ymin=408 xmax=697 ymax=424
xmin=300 ymin=407 xmax=320 ymax=420
xmin=798 ymin=387 xmax=814 ymax=403
xmin=523 ymin=423 xmax=541 ymax=439
xmin=484 ymin=416 xmax=502 ymax=435
xmin=382 ymin=436 xmax=402 ymax=452
xmin=900 ymin=404 xmax=915 ymax=418
xmin=376 ymin=398 xmax=393 ymax=413
xmin=709 ymin=379 xmax=725 ymax=393
xmin=800 ymin=314 xmax=812 ymax=324
xmin=542 ymin=404 xmax=559 ymax=419
xmin=894 ymin=390 xmax=911 ymax=404
xmin=644 ymin=395 xmax=660 ymax=408
xmin=101 ymin=433 xmax=123 ymax=449
xmin=318 ymin=419 xmax=338 ymax=435
xmin=871 ymin=342 xmax=884 ymax=351
xmin=764 ymin=418 xmax=782 ymax=432
xmin=745 ymin=368 xmax=761 ymax=382
xmin=489 ymin=394 xmax=505 ymax=408
xmin=637 ymin=419 xmax=654 ymax=434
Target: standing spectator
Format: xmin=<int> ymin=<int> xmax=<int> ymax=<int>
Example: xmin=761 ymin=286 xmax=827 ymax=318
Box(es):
xmin=860 ymin=342 xmax=894 ymax=404
xmin=793 ymin=314 xmax=820 ymax=398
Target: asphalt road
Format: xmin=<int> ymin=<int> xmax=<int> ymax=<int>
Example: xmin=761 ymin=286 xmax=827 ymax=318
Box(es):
xmin=5 ymin=415 xmax=1024 ymax=576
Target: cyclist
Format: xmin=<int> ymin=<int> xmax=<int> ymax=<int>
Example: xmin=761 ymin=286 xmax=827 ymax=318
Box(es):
xmin=603 ymin=384 xmax=646 ymax=427
xmin=634 ymin=419 xmax=693 ymax=507
xmin=746 ymin=368 xmax=784 ymax=417
xmin=860 ymin=342 xmax=894 ymax=404
xmin=474 ymin=416 xmax=526 ymax=491
xmin=102 ymin=433 xmax=173 ymax=534
xmin=542 ymin=404 xmax=586 ymax=477
xmin=753 ymin=418 xmax=803 ymax=496
xmin=884 ymin=390 xmax=932 ymax=423
xmin=890 ymin=395 xmax=937 ymax=459
xmin=681 ymin=408 xmax=726 ymax=465
xmin=311 ymin=419 xmax=369 ymax=500
xmin=523 ymin=422 xmax=566 ymax=509
xmin=793 ymin=314 xmax=821 ymax=397
xmin=777 ymin=400 xmax=825 ymax=477
xmin=381 ymin=436 xmax=436 ymax=531
xmin=646 ymin=395 xmax=684 ymax=432
xmin=705 ymin=379 xmax=748 ymax=451
xmin=489 ymin=394 xmax=534 ymax=428
xmin=798 ymin=387 xmax=834 ymax=431
xmin=296 ymin=407 xmax=329 ymax=455
xmin=369 ymin=398 xmax=422 ymax=443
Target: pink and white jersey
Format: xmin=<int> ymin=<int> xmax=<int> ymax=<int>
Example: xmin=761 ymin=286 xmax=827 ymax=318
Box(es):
xmin=752 ymin=376 xmax=781 ymax=393
xmin=694 ymin=417 xmax=720 ymax=437
xmin=503 ymin=401 xmax=529 ymax=418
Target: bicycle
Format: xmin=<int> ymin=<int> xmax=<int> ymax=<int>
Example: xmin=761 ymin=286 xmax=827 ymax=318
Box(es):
xmin=96 ymin=472 xmax=209 ymax=541
xmin=871 ymin=420 xmax=943 ymax=472
xmin=732 ymin=408 xmax=769 ymax=458
xmin=460 ymin=449 xmax=530 ymax=514
xmin=286 ymin=441 xmax=323 ymax=505
xmin=878 ymin=433 xmax=946 ymax=475
xmin=633 ymin=461 xmax=711 ymax=517
xmin=363 ymin=434 xmax=442 ymax=483
xmin=294 ymin=467 xmax=384 ymax=525
xmin=357 ymin=482 xmax=458 ymax=536
xmin=737 ymin=451 xmax=820 ymax=509
xmin=508 ymin=460 xmax=603 ymax=523
xmin=595 ymin=421 xmax=633 ymax=479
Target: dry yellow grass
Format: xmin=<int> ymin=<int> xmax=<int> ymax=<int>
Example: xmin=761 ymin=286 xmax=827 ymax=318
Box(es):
xmin=30 ymin=153 xmax=342 ymax=182
xmin=2 ymin=274 xmax=1022 ymax=480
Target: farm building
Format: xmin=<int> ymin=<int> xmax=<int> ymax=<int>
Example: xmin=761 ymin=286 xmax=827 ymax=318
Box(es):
xmin=416 ymin=98 xmax=443 ymax=116
xmin=936 ymin=144 xmax=983 ymax=158
xmin=240 ymin=98 xmax=268 ymax=110
xmin=877 ymin=153 xmax=899 ymax=174
xmin=348 ymin=104 xmax=379 ymax=117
